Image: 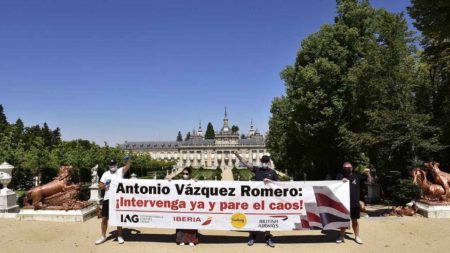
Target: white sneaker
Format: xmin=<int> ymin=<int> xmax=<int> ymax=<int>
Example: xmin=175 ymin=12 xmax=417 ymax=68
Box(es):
xmin=179 ymin=243 xmax=185 ymax=246
xmin=336 ymin=236 xmax=345 ymax=244
xmin=355 ymin=237 xmax=364 ymax=244
xmin=95 ymin=236 xmax=106 ymax=245
xmin=117 ymin=236 xmax=125 ymax=244
xmin=189 ymin=242 xmax=195 ymax=247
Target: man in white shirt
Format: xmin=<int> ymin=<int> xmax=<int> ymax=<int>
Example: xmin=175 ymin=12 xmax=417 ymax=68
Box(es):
xmin=95 ymin=156 xmax=131 ymax=245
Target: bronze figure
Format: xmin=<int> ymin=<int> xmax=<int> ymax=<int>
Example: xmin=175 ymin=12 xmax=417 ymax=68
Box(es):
xmin=23 ymin=165 xmax=91 ymax=210
xmin=412 ymin=167 xmax=449 ymax=201
xmin=424 ymin=162 xmax=450 ymax=197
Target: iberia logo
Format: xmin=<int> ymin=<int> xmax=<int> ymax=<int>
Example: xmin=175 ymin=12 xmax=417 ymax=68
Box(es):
xmin=202 ymin=217 xmax=213 ymax=226
xmin=231 ymin=213 xmax=247 ymax=228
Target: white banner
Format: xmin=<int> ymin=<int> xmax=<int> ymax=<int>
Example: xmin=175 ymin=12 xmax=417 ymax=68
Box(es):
xmin=109 ymin=179 xmax=350 ymax=231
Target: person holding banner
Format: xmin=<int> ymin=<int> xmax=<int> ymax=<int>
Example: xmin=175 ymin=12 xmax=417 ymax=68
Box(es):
xmin=234 ymin=151 xmax=278 ymax=248
xmin=175 ymin=167 xmax=199 ymax=246
xmin=95 ymin=156 xmax=131 ymax=245
xmin=335 ymin=162 xmax=371 ymax=245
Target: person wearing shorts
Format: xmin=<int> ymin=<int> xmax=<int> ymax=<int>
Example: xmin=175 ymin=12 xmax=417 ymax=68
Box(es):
xmin=335 ymin=162 xmax=371 ymax=244
xmin=95 ymin=156 xmax=131 ymax=245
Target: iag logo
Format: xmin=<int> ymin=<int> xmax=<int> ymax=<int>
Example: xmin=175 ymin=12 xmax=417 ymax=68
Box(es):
xmin=121 ymin=214 xmax=139 ymax=223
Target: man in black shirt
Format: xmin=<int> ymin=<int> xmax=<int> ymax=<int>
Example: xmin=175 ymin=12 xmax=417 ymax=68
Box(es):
xmin=234 ymin=150 xmax=278 ymax=248
xmin=335 ymin=162 xmax=371 ymax=244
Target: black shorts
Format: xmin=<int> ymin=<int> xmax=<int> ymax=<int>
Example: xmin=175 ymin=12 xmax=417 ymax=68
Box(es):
xmin=101 ymin=200 xmax=109 ymax=219
xmin=350 ymin=207 xmax=360 ymax=219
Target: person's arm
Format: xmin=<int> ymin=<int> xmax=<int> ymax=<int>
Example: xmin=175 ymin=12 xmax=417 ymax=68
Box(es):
xmin=272 ymin=170 xmax=279 ymax=181
xmin=362 ymin=168 xmax=372 ymax=184
xmin=233 ymin=150 xmax=253 ymax=170
xmin=99 ymin=173 xmax=109 ymax=190
xmin=336 ymin=173 xmax=348 ymax=182
xmin=122 ymin=155 xmax=131 ymax=175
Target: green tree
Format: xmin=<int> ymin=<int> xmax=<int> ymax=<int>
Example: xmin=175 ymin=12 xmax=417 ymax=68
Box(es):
xmin=268 ymin=0 xmax=442 ymax=186
xmin=0 ymin=104 xmax=8 ymax=133
xmin=23 ymin=137 xmax=52 ymax=184
xmin=408 ymin=0 xmax=450 ymax=166
xmin=205 ymin=122 xmax=215 ymax=139
xmin=185 ymin=131 xmax=191 ymax=141
xmin=231 ymin=125 xmax=239 ymax=134
xmin=407 ymin=0 xmax=450 ymax=43
xmin=176 ymin=131 xmax=183 ymax=142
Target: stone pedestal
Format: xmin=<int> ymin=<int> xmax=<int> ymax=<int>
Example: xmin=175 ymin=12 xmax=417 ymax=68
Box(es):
xmin=0 ymin=162 xmax=19 ymax=213
xmin=88 ymin=183 xmax=102 ymax=204
xmin=16 ymin=204 xmax=97 ymax=222
xmin=408 ymin=201 xmax=450 ymax=218
xmin=0 ymin=188 xmax=19 ymax=213
xmin=366 ymin=184 xmax=381 ymax=203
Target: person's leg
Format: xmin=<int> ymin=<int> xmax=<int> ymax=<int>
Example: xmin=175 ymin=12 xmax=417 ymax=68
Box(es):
xmin=265 ymin=231 xmax=275 ymax=247
xmin=117 ymin=226 xmax=124 ymax=244
xmin=352 ymin=219 xmax=359 ymax=238
xmin=350 ymin=206 xmax=363 ymax=244
xmin=336 ymin=228 xmax=346 ymax=243
xmin=95 ymin=217 xmax=108 ymax=245
xmin=248 ymin=232 xmax=256 ymax=246
xmin=96 ymin=200 xmax=110 ymax=245
xmin=101 ymin=218 xmax=108 ymax=237
xmin=352 ymin=219 xmax=363 ymax=244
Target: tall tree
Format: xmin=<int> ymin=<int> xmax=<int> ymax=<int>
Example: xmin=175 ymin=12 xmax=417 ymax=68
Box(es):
xmin=408 ymin=0 xmax=450 ymax=166
xmin=184 ymin=131 xmax=191 ymax=141
xmin=407 ymin=0 xmax=450 ymax=42
xmin=0 ymin=104 xmax=8 ymax=133
xmin=41 ymin=123 xmax=53 ymax=148
xmin=231 ymin=125 xmax=239 ymax=134
xmin=205 ymin=122 xmax=215 ymax=139
xmin=51 ymin=127 xmax=62 ymax=146
xmin=176 ymin=131 xmax=183 ymax=142
xmin=268 ymin=0 xmax=441 ymax=183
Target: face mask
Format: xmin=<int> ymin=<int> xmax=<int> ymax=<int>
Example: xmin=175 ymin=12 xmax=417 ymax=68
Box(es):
xmin=261 ymin=163 xmax=269 ymax=169
xmin=109 ymin=166 xmax=118 ymax=173
xmin=343 ymin=167 xmax=352 ymax=175
xmin=182 ymin=174 xmax=190 ymax=180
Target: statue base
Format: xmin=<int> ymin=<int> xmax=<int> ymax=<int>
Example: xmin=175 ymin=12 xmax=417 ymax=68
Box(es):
xmin=16 ymin=204 xmax=97 ymax=222
xmin=0 ymin=188 xmax=19 ymax=213
xmin=408 ymin=200 xmax=450 ymax=218
xmin=88 ymin=184 xmax=103 ymax=204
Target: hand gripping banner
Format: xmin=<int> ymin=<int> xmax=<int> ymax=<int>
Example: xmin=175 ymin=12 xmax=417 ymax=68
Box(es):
xmin=108 ymin=179 xmax=350 ymax=231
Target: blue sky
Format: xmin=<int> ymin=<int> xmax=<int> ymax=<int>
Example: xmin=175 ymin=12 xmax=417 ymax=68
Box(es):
xmin=0 ymin=0 xmax=415 ymax=145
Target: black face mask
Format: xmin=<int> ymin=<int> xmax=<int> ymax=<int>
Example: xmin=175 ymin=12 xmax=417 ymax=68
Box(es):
xmin=343 ymin=167 xmax=352 ymax=175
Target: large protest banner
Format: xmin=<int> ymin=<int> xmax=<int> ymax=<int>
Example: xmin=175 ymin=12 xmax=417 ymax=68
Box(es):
xmin=109 ymin=179 xmax=350 ymax=231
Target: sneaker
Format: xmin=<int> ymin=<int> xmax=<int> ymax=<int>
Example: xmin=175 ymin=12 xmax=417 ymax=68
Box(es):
xmin=266 ymin=238 xmax=275 ymax=248
xmin=95 ymin=236 xmax=106 ymax=245
xmin=355 ymin=237 xmax=364 ymax=244
xmin=117 ymin=236 xmax=125 ymax=244
xmin=247 ymin=238 xmax=255 ymax=246
xmin=336 ymin=236 xmax=345 ymax=244
xmin=179 ymin=243 xmax=185 ymax=246
xmin=189 ymin=242 xmax=195 ymax=247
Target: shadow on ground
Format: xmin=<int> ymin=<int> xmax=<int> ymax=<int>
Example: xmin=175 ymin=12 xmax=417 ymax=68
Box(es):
xmin=105 ymin=229 xmax=347 ymax=244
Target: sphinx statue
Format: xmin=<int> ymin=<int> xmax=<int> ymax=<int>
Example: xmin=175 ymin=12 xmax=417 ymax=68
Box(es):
xmin=23 ymin=165 xmax=91 ymax=210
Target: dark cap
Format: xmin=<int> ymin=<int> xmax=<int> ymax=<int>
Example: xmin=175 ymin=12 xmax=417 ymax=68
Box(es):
xmin=109 ymin=159 xmax=117 ymax=166
xmin=261 ymin=155 xmax=270 ymax=163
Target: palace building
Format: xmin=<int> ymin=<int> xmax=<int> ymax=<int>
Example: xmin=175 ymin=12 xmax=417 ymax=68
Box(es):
xmin=119 ymin=109 xmax=270 ymax=169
